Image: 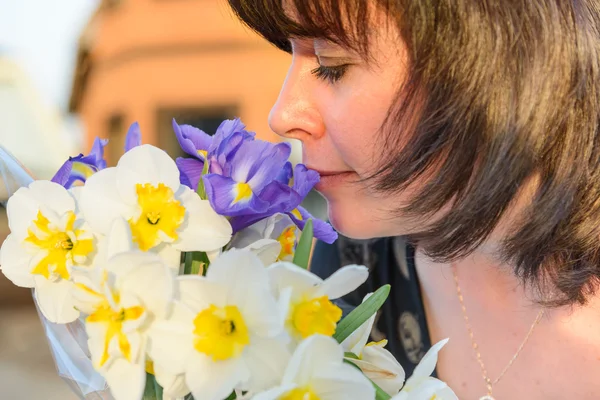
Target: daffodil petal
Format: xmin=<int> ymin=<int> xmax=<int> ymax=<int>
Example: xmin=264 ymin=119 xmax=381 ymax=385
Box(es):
xmin=154 ymin=243 xmax=182 ymax=270
xmin=267 ymin=262 xmax=322 ymax=302
xmin=341 ymin=293 xmax=376 ymax=355
xmin=153 ymin=365 xmax=190 ymax=399
xmin=6 ymin=187 xmax=41 ymax=240
xmin=281 ymin=335 xmax=343 ymax=386
xmin=185 ymin=354 xmax=249 ymax=400
xmin=34 ymin=276 xmax=79 ymax=324
xmin=103 ymin=358 xmax=146 ymax=400
xmin=147 ymin=302 xmax=195 ymax=376
xmin=80 ymin=167 xmax=135 ymax=234
xmin=395 ymin=377 xmax=453 ymax=400
xmin=311 ymin=366 xmax=376 ymax=400
xmin=359 ymin=345 xmax=406 ymax=395
xmin=177 ymin=276 xmax=227 ymax=310
xmin=106 ymin=218 xmax=135 ymax=260
xmin=411 ymin=338 xmax=449 ymax=380
xmin=175 ymin=188 xmax=232 ymax=252
xmin=116 ymin=145 xmax=181 ymax=205
xmin=24 ymin=181 xmax=75 ymax=217
xmin=239 ymin=238 xmax=281 ymax=266
xmin=252 ymin=385 xmax=296 ymax=400
xmin=313 ymin=264 xmax=369 ymax=300
xmin=241 ymin=336 xmax=290 ymax=393
xmin=0 ymin=234 xmax=35 ymax=287
xmin=118 ymin=255 xmax=174 ymax=320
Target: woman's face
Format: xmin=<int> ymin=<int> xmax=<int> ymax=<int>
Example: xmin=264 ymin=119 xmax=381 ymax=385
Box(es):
xmin=269 ymin=17 xmax=423 ymax=239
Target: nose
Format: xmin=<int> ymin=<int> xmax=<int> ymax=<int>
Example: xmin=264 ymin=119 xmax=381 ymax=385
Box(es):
xmin=269 ymin=56 xmax=326 ymax=143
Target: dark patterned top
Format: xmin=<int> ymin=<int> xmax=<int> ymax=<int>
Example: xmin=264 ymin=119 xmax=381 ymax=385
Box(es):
xmin=310 ymin=235 xmax=434 ymax=377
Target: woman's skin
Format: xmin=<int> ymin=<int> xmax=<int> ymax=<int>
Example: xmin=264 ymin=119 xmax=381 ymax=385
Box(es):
xmin=268 ymin=5 xmax=600 ymax=399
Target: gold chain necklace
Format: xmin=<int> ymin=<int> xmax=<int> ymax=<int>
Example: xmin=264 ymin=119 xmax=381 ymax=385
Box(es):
xmin=451 ymin=265 xmax=544 ymax=400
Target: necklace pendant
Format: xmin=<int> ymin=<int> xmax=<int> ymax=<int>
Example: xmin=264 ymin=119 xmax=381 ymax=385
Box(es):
xmin=479 ymin=396 xmax=496 ymax=400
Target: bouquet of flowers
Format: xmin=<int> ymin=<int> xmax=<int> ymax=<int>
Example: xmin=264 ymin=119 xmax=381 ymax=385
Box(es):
xmin=0 ymin=119 xmax=456 ymax=400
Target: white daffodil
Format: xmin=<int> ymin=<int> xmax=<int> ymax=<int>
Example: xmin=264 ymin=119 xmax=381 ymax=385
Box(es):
xmin=342 ymin=295 xmax=405 ymax=396
xmin=268 ymin=262 xmax=368 ymax=342
xmin=147 ymin=249 xmax=289 ymax=400
xmin=0 ymin=180 xmax=96 ymax=323
xmin=253 ymin=334 xmax=375 ymax=400
xmin=392 ymin=339 xmax=458 ymax=400
xmin=230 ymin=214 xmax=300 ymax=264
xmin=79 ymin=144 xmax=232 ymax=269
xmin=72 ymin=251 xmax=174 ymax=400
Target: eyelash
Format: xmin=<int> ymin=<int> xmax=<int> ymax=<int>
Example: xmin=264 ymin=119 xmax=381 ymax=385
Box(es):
xmin=311 ymin=64 xmax=350 ymax=84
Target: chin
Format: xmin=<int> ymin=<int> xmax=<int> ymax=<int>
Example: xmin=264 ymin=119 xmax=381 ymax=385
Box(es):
xmin=325 ymin=198 xmax=401 ymax=240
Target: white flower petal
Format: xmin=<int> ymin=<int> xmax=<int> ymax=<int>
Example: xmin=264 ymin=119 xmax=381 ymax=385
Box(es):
xmin=311 ymin=364 xmax=375 ymax=400
xmin=154 ymin=242 xmax=182 ymax=270
xmin=341 ymin=295 xmax=376 ymax=356
xmin=147 ymin=302 xmax=195 ymax=376
xmin=0 ymin=234 xmax=34 ymax=287
xmin=281 ymin=335 xmax=343 ymax=386
xmin=239 ymin=239 xmax=281 ymax=266
xmin=241 ymin=336 xmax=290 ymax=393
xmin=358 ymin=345 xmax=406 ymax=395
xmin=411 ymin=338 xmax=449 ymax=380
xmin=103 ymin=359 xmax=146 ymax=400
xmin=6 ymin=181 xmax=74 ymax=241
xmin=177 ymin=275 xmax=227 ymax=310
xmin=118 ymin=256 xmax=174 ymax=319
xmin=267 ymin=262 xmax=323 ymax=302
xmin=229 ymin=215 xmax=278 ymax=249
xmin=80 ymin=168 xmax=136 ymax=234
xmin=153 ymin=366 xmax=190 ymax=399
xmin=106 ymin=218 xmax=135 ymax=260
xmin=314 ymin=265 xmax=369 ymax=300
xmin=185 ymin=354 xmax=249 ymax=400
xmin=252 ymin=385 xmax=296 ymax=400
xmin=175 ymin=189 xmax=232 ymax=252
xmin=71 ymin=269 xmax=105 ymax=315
xmin=34 ymin=276 xmax=79 ymax=324
xmin=396 ymin=377 xmax=454 ymax=400
xmin=116 ymin=145 xmax=181 ymax=205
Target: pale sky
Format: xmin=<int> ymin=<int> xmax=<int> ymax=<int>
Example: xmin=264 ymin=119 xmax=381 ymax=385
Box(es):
xmin=0 ymin=0 xmax=99 ymax=111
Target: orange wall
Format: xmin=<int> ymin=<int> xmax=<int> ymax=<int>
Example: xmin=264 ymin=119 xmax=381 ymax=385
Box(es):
xmin=78 ymin=0 xmax=291 ymax=160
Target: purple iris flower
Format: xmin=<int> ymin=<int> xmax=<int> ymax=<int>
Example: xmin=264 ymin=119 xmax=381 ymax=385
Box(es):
xmin=230 ymin=164 xmax=338 ymax=243
xmin=52 ymin=122 xmax=142 ymax=189
xmin=173 ymin=118 xmax=338 ymax=243
xmin=173 ymin=118 xmax=254 ymax=190
xmin=52 ymin=137 xmax=108 ymax=189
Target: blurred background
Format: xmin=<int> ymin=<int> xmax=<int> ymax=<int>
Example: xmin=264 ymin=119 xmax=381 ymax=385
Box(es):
xmin=0 ymin=0 xmax=325 ymax=397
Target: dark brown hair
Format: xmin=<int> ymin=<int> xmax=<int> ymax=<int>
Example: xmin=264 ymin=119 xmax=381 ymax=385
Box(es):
xmin=228 ymin=0 xmax=600 ymax=307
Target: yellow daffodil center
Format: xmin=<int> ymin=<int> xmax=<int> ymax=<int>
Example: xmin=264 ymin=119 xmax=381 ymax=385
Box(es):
xmin=233 ymin=182 xmax=253 ymax=204
xmin=25 ymin=210 xmax=94 ymax=280
xmin=193 ymin=304 xmax=250 ymax=361
xmin=280 ymin=388 xmax=320 ymax=400
xmin=291 ymin=296 xmax=342 ymax=338
xmin=277 ymin=225 xmax=297 ymax=260
xmin=291 ymin=208 xmax=303 ymax=220
xmin=86 ymin=299 xmax=145 ymax=367
xmin=129 ymin=183 xmax=185 ymax=251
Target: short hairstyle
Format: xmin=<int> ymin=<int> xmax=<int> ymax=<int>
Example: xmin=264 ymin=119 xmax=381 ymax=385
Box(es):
xmin=228 ymin=0 xmax=600 ymax=307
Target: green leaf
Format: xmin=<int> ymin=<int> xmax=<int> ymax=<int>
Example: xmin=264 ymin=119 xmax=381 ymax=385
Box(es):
xmin=142 ymin=373 xmax=163 ymax=400
xmin=292 ymin=219 xmax=313 ymax=269
xmin=343 ymin=359 xmax=391 ymax=400
xmin=224 ymin=392 xmax=237 ymax=400
xmin=333 ymin=285 xmax=391 ymax=344
xmin=183 ymin=251 xmax=210 ymax=276
xmin=344 ymin=351 xmax=359 ymax=360
xmin=196 ymin=158 xmax=210 ymax=200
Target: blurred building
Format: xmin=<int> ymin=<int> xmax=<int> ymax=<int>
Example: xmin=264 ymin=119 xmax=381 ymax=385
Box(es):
xmin=69 ymin=0 xmax=293 ymax=165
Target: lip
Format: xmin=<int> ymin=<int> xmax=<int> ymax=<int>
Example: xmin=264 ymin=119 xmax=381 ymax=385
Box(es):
xmin=307 ymin=167 xmax=356 ymax=191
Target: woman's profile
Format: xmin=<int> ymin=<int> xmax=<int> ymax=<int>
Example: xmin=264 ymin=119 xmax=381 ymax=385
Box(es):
xmin=228 ymin=0 xmax=600 ymax=398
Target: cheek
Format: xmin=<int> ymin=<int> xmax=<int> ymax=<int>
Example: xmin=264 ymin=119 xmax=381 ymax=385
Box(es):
xmin=325 ymin=91 xmax=393 ymax=173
